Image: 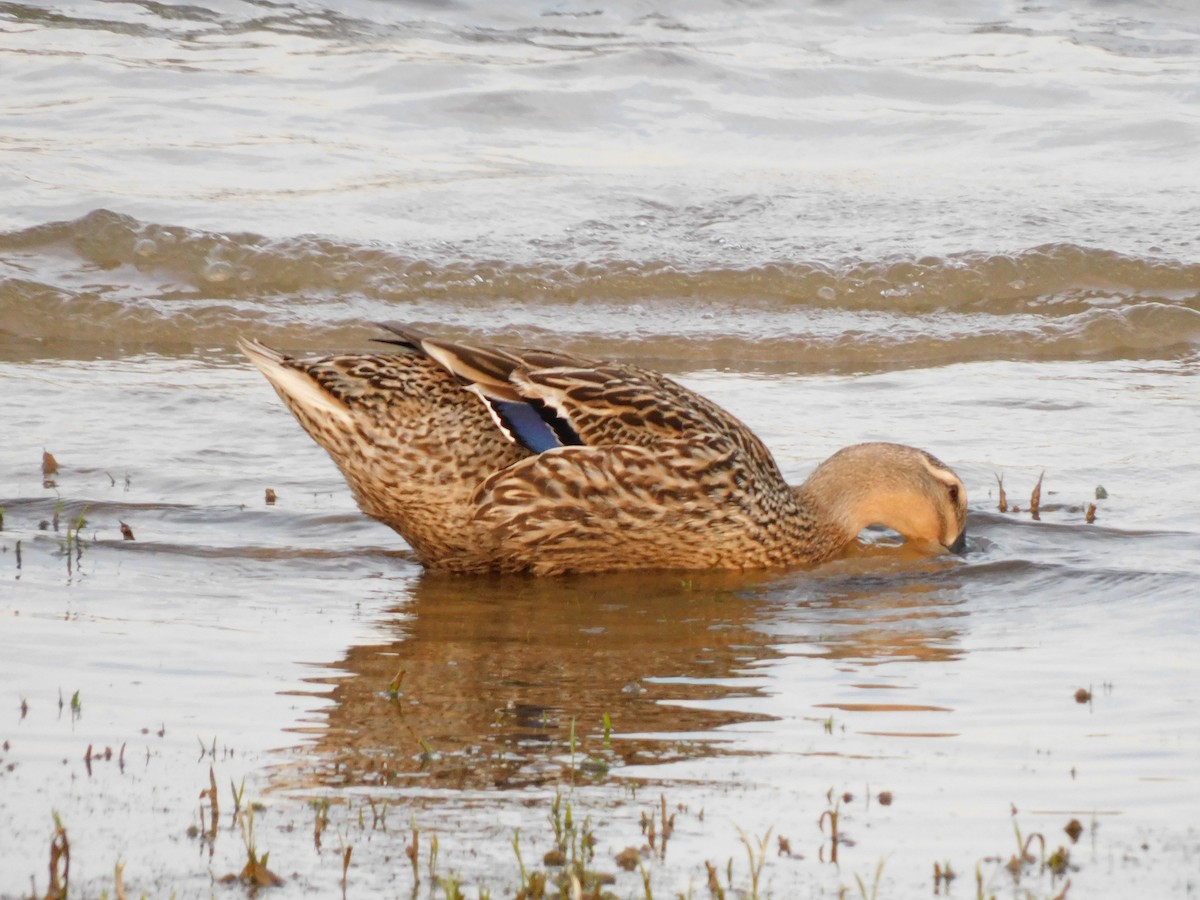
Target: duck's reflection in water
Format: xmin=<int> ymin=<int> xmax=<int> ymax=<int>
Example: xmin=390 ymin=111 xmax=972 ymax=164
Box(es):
xmin=767 ymin=567 xmax=969 ymax=666
xmin=284 ymin=561 xmax=967 ymax=792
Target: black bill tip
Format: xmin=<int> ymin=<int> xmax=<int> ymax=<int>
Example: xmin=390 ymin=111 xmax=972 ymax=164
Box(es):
xmin=946 ymin=529 xmax=968 ymax=556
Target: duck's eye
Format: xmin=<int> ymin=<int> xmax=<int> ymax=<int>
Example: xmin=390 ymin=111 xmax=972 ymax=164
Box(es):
xmin=948 ymin=485 xmax=960 ymax=503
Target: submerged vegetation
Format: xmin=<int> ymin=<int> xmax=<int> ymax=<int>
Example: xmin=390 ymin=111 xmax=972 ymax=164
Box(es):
xmin=19 ymin=750 xmax=1104 ymax=900
xmin=0 ymin=439 xmax=1174 ymax=899
xmin=11 ymin=657 xmax=1112 ymax=900
xmin=993 ymin=470 xmax=1107 ymax=525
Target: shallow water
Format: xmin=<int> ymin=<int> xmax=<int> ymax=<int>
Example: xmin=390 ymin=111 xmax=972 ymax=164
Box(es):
xmin=3 ymin=0 xmax=1200 ymax=897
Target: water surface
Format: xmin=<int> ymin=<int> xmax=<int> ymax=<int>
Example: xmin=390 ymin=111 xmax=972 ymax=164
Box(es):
xmin=2 ymin=1 xmax=1199 ymax=896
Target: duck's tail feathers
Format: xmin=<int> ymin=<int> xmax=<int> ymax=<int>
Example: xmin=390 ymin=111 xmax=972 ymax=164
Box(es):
xmin=237 ymin=337 xmax=353 ymax=427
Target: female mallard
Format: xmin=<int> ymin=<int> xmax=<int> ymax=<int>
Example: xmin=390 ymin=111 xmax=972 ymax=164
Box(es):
xmin=240 ymin=325 xmax=967 ymax=575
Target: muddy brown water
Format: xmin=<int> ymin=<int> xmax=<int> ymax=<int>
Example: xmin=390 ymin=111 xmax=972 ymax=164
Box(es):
xmin=3 ymin=1 xmax=1200 ymax=897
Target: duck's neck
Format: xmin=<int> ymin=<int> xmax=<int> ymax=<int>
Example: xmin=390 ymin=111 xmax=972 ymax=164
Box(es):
xmin=788 ymin=481 xmax=862 ymax=564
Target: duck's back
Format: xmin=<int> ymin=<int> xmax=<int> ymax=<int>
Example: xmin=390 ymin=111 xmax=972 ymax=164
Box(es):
xmin=242 ymin=328 xmax=813 ymax=574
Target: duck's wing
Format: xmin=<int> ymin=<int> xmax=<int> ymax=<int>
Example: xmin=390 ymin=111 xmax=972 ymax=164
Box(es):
xmin=376 ymin=322 xmax=783 ymax=483
xmin=471 ymin=436 xmax=805 ymax=575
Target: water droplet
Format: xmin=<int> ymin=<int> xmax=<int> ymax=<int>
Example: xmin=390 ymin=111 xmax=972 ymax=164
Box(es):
xmin=817 ymin=286 xmax=837 ymax=302
xmin=134 ymin=239 xmax=157 ymax=258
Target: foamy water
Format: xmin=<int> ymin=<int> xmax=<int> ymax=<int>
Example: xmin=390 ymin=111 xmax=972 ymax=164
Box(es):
xmin=2 ymin=1 xmax=1199 ymax=897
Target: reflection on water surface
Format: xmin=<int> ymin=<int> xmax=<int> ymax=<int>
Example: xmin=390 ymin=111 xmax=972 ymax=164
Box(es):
xmin=294 ymin=572 xmax=782 ymax=792
xmin=284 ymin=561 xmax=972 ymax=794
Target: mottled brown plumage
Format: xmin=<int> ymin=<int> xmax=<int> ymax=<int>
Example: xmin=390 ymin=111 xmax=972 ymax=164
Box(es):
xmin=240 ymin=325 xmax=967 ymax=575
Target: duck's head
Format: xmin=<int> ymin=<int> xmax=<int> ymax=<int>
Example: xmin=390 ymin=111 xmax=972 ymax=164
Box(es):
xmin=801 ymin=442 xmax=968 ymax=556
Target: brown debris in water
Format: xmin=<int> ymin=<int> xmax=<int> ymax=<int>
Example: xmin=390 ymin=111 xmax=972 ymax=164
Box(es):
xmin=818 ymin=794 xmax=841 ymax=864
xmin=1085 ymin=503 xmax=1097 ymax=524
xmin=221 ymin=803 xmax=285 ymax=889
xmin=516 ymin=871 xmax=547 ymax=899
xmin=1046 ymin=845 xmax=1070 ymax=877
xmin=46 ymin=814 xmax=71 ymax=900
xmin=877 ymin=790 xmax=894 ymax=806
xmin=386 ymin=667 xmax=406 ymax=698
xmin=995 ymin=471 xmax=1062 ymax=521
xmin=705 ymin=860 xmax=727 ymax=899
xmin=340 ymin=845 xmax=353 ymax=893
xmin=119 ymin=522 xmax=135 ymax=541
xmin=405 ymin=824 xmax=419 ymax=882
xmin=650 ymin=793 xmax=675 ymax=856
xmin=42 ymin=450 xmax=59 ymax=488
xmin=1030 ymin=471 xmax=1045 ymax=520
xmin=265 ymin=488 xmax=277 ymax=505
xmin=1074 ymin=688 xmax=1092 ymax=705
xmin=1064 ymin=818 xmax=1084 ymax=843
xmin=615 ymin=846 xmax=640 ymax=871
xmin=199 ymin=766 xmax=219 ymax=842
xmin=220 ymin=853 xmax=284 ymax=888
xmin=933 ymin=860 xmax=956 ymax=893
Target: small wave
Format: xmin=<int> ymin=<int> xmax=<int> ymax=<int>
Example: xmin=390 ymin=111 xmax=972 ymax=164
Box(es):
xmin=3 ymin=210 xmax=1198 ymax=369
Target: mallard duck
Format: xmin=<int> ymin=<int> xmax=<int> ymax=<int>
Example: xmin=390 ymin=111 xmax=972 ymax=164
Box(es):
xmin=240 ymin=324 xmax=967 ymax=575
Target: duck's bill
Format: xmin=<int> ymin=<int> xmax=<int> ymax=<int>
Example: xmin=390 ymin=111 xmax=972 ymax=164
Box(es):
xmin=945 ymin=530 xmax=968 ymax=556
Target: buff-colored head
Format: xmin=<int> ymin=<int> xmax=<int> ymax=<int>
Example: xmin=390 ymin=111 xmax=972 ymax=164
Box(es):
xmin=800 ymin=442 xmax=968 ymax=555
